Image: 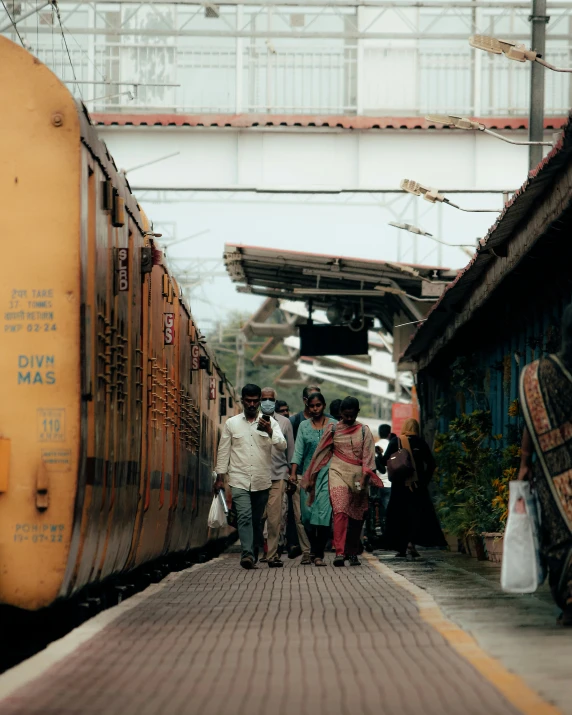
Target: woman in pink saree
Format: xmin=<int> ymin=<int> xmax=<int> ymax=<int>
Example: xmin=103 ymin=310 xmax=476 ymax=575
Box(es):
xmin=302 ymin=396 xmax=382 ymax=566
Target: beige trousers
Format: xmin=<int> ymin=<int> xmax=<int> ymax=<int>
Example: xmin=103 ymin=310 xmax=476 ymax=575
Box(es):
xmin=291 ymin=483 xmax=311 ymax=556
xmin=266 ymin=479 xmax=286 ymax=560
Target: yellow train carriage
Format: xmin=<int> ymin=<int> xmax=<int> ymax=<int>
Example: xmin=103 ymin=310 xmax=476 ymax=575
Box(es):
xmin=0 ymin=37 xmax=234 ymax=610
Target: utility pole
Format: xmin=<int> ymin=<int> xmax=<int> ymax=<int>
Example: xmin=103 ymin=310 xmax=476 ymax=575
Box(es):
xmin=529 ymin=0 xmax=549 ymax=169
xmin=235 ymin=331 xmax=246 ymax=393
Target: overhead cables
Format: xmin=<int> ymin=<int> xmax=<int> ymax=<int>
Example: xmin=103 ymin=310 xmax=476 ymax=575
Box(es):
xmin=52 ymin=0 xmax=82 ymax=99
xmin=0 ymin=0 xmax=25 ymax=46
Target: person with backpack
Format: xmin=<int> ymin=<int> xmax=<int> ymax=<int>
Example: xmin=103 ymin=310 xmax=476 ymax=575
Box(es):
xmin=289 ymin=384 xmax=324 ymax=439
xmin=301 ymin=396 xmax=382 ymax=566
xmin=381 ymin=418 xmax=446 ymax=558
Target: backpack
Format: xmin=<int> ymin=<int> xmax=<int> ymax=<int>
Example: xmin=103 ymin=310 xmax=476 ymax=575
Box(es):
xmin=386 ymin=437 xmax=415 ymax=483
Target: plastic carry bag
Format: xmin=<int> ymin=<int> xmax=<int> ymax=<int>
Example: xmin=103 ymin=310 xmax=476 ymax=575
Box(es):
xmin=207 ymin=491 xmax=228 ymax=529
xmin=501 ymin=480 xmax=545 ymax=593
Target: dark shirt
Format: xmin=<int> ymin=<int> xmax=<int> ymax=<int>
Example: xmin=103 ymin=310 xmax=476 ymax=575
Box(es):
xmin=384 ymin=435 xmax=436 ymax=485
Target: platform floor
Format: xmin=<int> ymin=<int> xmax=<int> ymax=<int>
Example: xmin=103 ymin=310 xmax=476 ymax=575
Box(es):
xmin=0 ymin=553 xmax=562 ymax=715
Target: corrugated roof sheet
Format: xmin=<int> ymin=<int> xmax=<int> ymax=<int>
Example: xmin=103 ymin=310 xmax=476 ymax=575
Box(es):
xmin=223 ymin=243 xmax=456 ymax=334
xmin=91 ymin=113 xmax=568 ymax=131
xmin=401 ymin=110 xmax=572 ymax=368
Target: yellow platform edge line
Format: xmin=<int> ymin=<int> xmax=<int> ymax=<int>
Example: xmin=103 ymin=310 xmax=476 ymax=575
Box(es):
xmin=364 ymin=554 xmax=562 ymax=715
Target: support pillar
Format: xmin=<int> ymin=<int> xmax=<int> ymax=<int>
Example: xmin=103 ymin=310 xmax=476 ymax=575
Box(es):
xmin=528 ymin=0 xmax=549 ymax=169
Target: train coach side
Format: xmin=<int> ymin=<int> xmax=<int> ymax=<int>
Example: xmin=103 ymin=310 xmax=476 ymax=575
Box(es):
xmin=0 ymin=37 xmax=234 ymax=610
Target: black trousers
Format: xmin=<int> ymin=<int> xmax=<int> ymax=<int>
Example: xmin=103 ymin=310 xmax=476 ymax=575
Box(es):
xmin=286 ymin=493 xmax=300 ymax=549
xmin=307 ymin=524 xmax=330 ymax=559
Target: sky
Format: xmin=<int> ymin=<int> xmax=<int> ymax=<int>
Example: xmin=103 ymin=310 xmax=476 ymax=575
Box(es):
xmin=142 ymin=189 xmax=501 ymax=330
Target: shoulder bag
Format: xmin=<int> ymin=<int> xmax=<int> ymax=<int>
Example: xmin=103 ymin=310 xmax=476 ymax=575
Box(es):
xmin=386 ymin=437 xmax=415 ymax=484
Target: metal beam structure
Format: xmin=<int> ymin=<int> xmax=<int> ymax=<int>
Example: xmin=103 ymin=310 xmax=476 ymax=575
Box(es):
xmin=15 ymin=27 xmax=572 ymax=40
xmin=16 ymin=0 xmax=572 ymax=6
xmin=97 ymin=124 xmax=530 ymax=195
xmin=5 ymin=0 xmax=572 ymax=116
xmin=236 ymin=297 xmax=409 ymax=412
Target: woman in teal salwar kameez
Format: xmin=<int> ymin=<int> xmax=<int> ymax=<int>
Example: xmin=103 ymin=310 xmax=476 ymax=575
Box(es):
xmin=290 ymin=392 xmax=335 ymax=566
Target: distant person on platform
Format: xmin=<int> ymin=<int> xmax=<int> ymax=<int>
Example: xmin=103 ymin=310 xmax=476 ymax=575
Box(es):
xmin=382 ymin=418 xmax=446 ymax=558
xmin=259 ymin=387 xmax=295 ymax=568
xmin=374 ymin=424 xmax=394 ymax=531
xmin=375 ymin=423 xmax=395 ymax=478
xmin=214 ymin=383 xmax=286 ymax=569
xmin=275 ymin=400 xmax=290 ymax=418
xmin=329 ymin=399 xmax=342 ymax=421
xmin=376 ymin=424 xmax=393 ymax=453
xmin=290 ymin=384 xmax=328 ymax=440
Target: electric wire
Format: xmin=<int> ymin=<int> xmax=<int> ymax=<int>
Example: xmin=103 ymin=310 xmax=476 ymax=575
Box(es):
xmin=55 ymin=12 xmax=107 ymax=83
xmin=52 ymin=0 xmax=82 ymax=99
xmin=1 ymin=0 xmax=25 ymax=46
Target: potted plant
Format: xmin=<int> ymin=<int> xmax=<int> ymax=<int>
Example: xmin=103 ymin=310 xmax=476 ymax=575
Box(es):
xmin=435 ymin=410 xmax=498 ymax=559
xmin=483 ymin=441 xmax=520 ymax=562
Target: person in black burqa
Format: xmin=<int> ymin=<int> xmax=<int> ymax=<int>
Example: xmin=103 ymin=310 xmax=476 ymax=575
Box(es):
xmin=381 ymin=418 xmax=446 ymax=558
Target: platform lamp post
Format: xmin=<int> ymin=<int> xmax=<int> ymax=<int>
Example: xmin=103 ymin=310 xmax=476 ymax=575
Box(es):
xmin=400 ymin=179 xmax=501 ymax=213
xmin=425 ymin=114 xmax=553 ymax=148
xmin=468 ymin=22 xmax=572 ymax=168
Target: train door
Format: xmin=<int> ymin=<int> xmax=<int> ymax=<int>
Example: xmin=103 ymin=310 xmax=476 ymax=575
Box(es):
xmin=159 ymin=276 xmax=176 ymax=553
xmin=69 ymin=168 xmax=115 ymax=591
xmin=164 ymin=300 xmax=193 ymax=553
xmin=134 ymin=259 xmax=169 ymax=563
xmin=101 ymin=211 xmax=143 ymax=577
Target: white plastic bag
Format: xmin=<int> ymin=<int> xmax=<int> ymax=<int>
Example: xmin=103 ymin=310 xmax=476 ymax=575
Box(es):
xmin=501 ymin=481 xmax=545 ymax=593
xmin=207 ymin=491 xmax=227 ymax=529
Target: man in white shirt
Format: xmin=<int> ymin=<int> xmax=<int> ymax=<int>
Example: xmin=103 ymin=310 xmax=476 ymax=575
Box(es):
xmin=259 ymin=387 xmax=295 ymax=568
xmin=215 ymin=383 xmax=287 ymax=569
xmin=375 ymin=423 xmax=393 ymax=488
xmin=374 ymin=424 xmax=394 ymax=537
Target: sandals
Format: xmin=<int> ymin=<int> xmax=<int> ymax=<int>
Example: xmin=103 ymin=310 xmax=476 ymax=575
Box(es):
xmin=240 ymin=557 xmax=258 ymax=569
xmin=300 ymin=553 xmax=312 ymax=565
xmin=408 ymin=543 xmax=420 ymax=558
xmin=557 ymin=602 xmax=572 ymax=626
xmin=333 ymin=555 xmax=345 ymax=567
xmin=348 ymin=555 xmax=361 ymax=566
xmin=313 ymin=558 xmax=327 ymax=567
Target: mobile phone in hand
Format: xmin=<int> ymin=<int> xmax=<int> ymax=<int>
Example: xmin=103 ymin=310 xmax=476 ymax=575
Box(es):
xmin=257 ymin=414 xmax=271 ymax=431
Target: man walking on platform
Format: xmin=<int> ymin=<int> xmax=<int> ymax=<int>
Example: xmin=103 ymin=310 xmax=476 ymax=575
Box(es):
xmin=214 ymin=383 xmax=287 ymax=569
xmin=259 ymin=387 xmax=294 ymax=568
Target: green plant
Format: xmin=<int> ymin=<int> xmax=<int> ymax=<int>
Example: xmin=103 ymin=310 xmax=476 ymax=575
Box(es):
xmin=450 ymin=356 xmax=489 ymax=409
xmin=435 ymin=410 xmax=504 ymax=537
xmin=490 ymin=415 xmax=522 ymax=527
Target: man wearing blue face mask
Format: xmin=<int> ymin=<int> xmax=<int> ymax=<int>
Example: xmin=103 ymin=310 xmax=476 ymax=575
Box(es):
xmin=260 ymin=386 xmax=295 ymax=567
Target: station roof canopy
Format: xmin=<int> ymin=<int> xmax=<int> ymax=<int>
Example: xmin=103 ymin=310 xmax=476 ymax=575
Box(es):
xmin=224 ymin=243 xmax=457 ymax=334
xmin=401 ymin=110 xmax=572 ymax=371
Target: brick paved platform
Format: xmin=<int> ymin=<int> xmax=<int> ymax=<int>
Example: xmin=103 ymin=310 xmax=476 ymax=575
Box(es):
xmin=0 ymin=554 xmax=540 ymax=715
